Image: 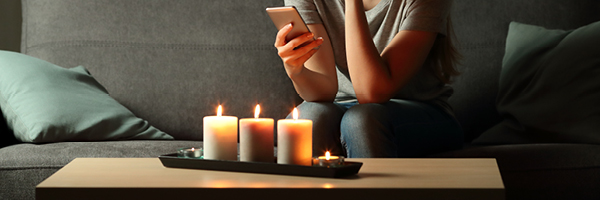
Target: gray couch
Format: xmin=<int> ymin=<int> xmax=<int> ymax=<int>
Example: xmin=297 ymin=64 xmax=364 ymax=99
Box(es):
xmin=1 ymin=0 xmax=599 ymax=199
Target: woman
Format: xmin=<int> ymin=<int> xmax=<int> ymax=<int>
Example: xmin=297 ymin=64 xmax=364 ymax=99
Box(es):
xmin=274 ymin=0 xmax=463 ymax=158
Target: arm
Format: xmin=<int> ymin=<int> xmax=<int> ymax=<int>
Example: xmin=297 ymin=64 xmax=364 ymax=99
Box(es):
xmin=274 ymin=23 xmax=338 ymax=102
xmin=345 ymin=0 xmax=438 ymax=104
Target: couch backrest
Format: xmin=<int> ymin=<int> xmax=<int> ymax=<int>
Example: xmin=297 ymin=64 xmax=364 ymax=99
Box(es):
xmin=449 ymin=0 xmax=600 ymax=141
xmin=21 ymin=0 xmax=600 ymax=142
xmin=21 ymin=0 xmax=298 ymax=140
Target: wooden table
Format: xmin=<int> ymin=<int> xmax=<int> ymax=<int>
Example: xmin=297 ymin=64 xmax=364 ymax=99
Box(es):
xmin=36 ymin=158 xmax=504 ymax=200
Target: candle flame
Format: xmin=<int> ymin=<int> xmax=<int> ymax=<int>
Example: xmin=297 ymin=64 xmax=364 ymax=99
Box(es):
xmin=217 ymin=105 xmax=222 ymax=117
xmin=191 ymin=147 xmax=195 ymax=151
xmin=325 ymin=151 xmax=331 ymax=160
xmin=254 ymin=104 xmax=260 ymax=119
xmin=292 ymin=107 xmax=298 ymax=120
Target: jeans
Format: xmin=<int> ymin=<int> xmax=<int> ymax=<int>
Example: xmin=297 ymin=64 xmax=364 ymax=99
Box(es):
xmin=289 ymin=100 xmax=463 ymax=158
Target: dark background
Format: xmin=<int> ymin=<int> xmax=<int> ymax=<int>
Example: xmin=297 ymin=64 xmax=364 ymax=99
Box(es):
xmin=0 ymin=0 xmax=21 ymax=147
xmin=0 ymin=0 xmax=22 ymax=52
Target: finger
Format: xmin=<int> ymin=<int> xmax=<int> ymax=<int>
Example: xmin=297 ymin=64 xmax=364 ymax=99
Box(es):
xmin=285 ymin=32 xmax=315 ymax=50
xmin=294 ymin=48 xmax=319 ymax=65
xmin=274 ymin=23 xmax=293 ymax=47
xmin=278 ymin=37 xmax=322 ymax=61
xmin=296 ymin=37 xmax=324 ymax=54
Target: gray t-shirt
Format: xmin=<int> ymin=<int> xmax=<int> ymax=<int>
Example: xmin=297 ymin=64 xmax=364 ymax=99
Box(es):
xmin=285 ymin=0 xmax=454 ymax=113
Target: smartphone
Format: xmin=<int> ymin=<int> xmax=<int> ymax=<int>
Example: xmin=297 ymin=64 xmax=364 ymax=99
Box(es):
xmin=266 ymin=6 xmax=313 ymax=43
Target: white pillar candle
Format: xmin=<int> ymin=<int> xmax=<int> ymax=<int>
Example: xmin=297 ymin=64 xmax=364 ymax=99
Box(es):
xmin=203 ymin=105 xmax=238 ymax=161
xmin=240 ymin=105 xmax=274 ymax=163
xmin=277 ymin=108 xmax=312 ymax=166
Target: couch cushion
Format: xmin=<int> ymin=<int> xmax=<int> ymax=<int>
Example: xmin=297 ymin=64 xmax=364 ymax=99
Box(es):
xmin=0 ymin=140 xmax=203 ymax=200
xmin=472 ymin=21 xmax=600 ymax=144
xmin=21 ymin=0 xmax=300 ymax=140
xmin=0 ymin=141 xmax=203 ymax=168
xmin=433 ymin=144 xmax=600 ymax=200
xmin=0 ymin=51 xmax=173 ymax=143
xmin=449 ymin=0 xmax=600 ymax=142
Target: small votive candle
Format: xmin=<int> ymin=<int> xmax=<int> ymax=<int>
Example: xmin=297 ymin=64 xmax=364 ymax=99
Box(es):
xmin=177 ymin=147 xmax=203 ymax=158
xmin=313 ymin=151 xmax=344 ymax=167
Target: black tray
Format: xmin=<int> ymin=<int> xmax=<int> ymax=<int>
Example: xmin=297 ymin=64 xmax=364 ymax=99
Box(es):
xmin=159 ymin=153 xmax=362 ymax=178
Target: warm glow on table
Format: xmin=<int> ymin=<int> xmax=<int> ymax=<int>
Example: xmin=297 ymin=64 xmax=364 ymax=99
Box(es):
xmin=36 ymin=158 xmax=505 ymax=200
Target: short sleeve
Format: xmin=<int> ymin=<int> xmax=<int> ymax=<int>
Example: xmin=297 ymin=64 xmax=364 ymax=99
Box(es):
xmin=400 ymin=0 xmax=452 ymax=36
xmin=284 ymin=0 xmax=323 ymax=24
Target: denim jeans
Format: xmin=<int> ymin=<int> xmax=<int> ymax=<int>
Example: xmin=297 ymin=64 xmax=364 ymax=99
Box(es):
xmin=289 ymin=100 xmax=463 ymax=158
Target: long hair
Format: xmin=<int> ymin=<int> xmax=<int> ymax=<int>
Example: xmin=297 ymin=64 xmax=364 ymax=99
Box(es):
xmin=429 ymin=16 xmax=461 ymax=84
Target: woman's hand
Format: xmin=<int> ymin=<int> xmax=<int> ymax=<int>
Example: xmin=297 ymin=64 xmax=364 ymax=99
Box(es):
xmin=274 ymin=23 xmax=324 ymax=77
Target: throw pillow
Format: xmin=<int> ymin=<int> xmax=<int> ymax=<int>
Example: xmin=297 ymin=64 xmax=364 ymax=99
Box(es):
xmin=0 ymin=50 xmax=174 ymax=143
xmin=473 ymin=21 xmax=600 ymax=144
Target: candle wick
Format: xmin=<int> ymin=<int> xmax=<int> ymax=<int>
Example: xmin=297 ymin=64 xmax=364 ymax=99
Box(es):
xmin=217 ymin=105 xmax=223 ymax=117
xmin=254 ymin=104 xmax=260 ymax=119
xmin=292 ymin=107 xmax=299 ymax=120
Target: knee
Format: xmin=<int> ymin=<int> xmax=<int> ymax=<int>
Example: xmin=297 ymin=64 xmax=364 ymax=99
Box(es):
xmin=341 ymin=103 xmax=387 ymax=125
xmin=292 ymin=102 xmax=345 ymax=122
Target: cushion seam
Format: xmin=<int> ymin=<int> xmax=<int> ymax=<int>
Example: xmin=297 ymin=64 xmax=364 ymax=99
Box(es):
xmin=0 ymin=166 xmax=63 ymax=170
xmin=26 ymin=40 xmax=275 ymax=51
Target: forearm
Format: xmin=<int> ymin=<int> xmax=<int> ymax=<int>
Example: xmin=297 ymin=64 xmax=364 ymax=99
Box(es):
xmin=273 ymin=23 xmax=338 ymax=102
xmin=282 ymin=24 xmax=338 ymax=102
xmin=287 ymin=64 xmax=338 ymax=102
xmin=345 ymin=0 xmax=394 ymax=103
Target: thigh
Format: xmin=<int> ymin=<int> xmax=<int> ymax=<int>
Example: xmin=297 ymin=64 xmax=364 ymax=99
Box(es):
xmin=340 ymin=99 xmax=463 ymax=158
xmin=385 ymin=99 xmax=463 ymax=157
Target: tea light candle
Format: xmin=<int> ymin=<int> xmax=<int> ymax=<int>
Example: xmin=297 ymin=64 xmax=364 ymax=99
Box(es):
xmin=277 ymin=108 xmax=312 ymax=166
xmin=177 ymin=147 xmax=203 ymax=158
xmin=203 ymin=105 xmax=238 ymax=161
xmin=313 ymin=151 xmax=344 ymax=167
xmin=240 ymin=105 xmax=274 ymax=162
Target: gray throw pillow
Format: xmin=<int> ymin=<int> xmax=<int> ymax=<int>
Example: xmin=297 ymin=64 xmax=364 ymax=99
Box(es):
xmin=0 ymin=50 xmax=174 ymax=143
xmin=473 ymin=21 xmax=600 ymax=144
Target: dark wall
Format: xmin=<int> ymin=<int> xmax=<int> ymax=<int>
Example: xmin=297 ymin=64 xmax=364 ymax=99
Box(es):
xmin=0 ymin=0 xmax=21 ymax=147
xmin=0 ymin=0 xmax=22 ymax=52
